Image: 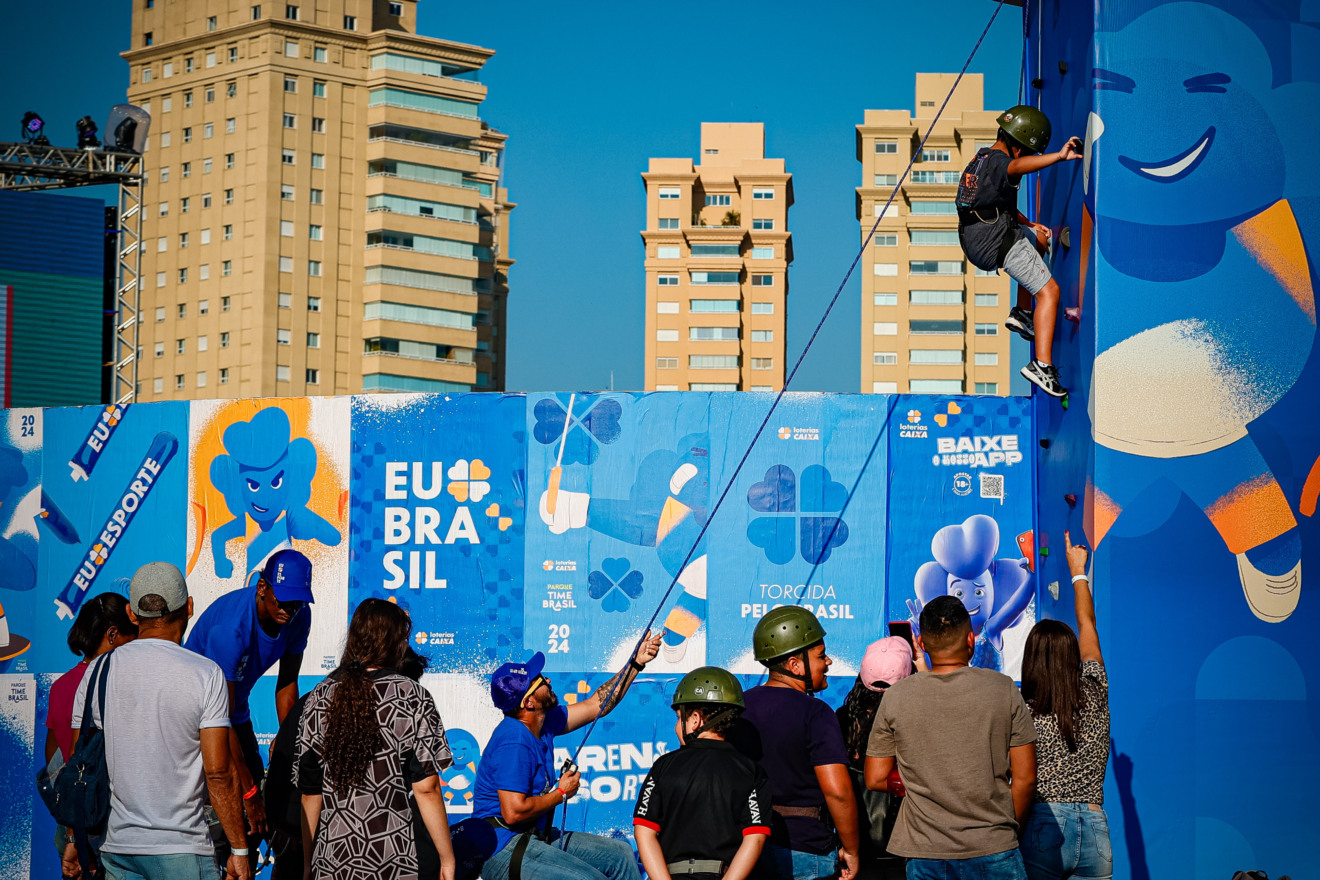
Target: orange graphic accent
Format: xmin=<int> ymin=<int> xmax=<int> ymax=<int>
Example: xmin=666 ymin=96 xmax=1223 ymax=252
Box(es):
xmin=1089 ymin=481 xmax=1120 ymax=548
xmin=1016 ymin=531 xmax=1035 ymax=572
xmin=1300 ymin=455 xmax=1320 ymax=518
xmin=1078 ymin=207 xmax=1093 ymax=313
xmin=186 ymin=501 xmax=207 ymax=576
xmin=1204 ymin=474 xmax=1297 ymax=555
xmin=338 ymin=489 xmax=349 ymax=524
xmin=1231 ymin=199 xmax=1316 ymax=323
xmin=663 ymin=605 xmax=702 ymax=640
xmin=656 ymin=496 xmax=692 ymax=542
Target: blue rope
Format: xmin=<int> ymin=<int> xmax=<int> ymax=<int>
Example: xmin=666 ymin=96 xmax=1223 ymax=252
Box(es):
xmin=567 ymin=0 xmax=1011 ymax=767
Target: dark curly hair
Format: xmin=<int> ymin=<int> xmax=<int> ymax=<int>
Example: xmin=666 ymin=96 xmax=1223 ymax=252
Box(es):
xmin=835 ymin=678 xmax=884 ymax=764
xmin=322 ymin=599 xmax=411 ymax=793
xmin=66 ymin=593 xmax=138 ymax=659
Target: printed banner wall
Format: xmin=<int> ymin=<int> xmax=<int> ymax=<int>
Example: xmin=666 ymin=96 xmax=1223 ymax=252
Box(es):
xmin=0 ymin=391 xmax=1035 ymax=876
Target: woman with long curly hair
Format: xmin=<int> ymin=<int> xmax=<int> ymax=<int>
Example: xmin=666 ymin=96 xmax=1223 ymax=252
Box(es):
xmin=1019 ymin=531 xmax=1111 ymax=880
xmin=295 ymin=599 xmax=456 ymax=880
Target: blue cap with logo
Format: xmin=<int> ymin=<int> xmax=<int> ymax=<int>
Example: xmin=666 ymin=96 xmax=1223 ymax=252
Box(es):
xmin=491 ymin=652 xmax=547 ymax=713
xmin=262 ymin=549 xmax=314 ymax=604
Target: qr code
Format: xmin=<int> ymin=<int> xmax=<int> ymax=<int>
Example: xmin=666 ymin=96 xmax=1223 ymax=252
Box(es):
xmin=980 ymin=473 xmax=1005 ymax=500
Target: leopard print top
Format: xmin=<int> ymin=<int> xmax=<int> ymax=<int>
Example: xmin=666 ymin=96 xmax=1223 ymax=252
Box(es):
xmin=1031 ymin=661 xmax=1109 ymax=804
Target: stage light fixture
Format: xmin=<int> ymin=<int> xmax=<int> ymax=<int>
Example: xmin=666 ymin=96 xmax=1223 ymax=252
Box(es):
xmin=76 ymin=116 xmax=100 ymax=149
xmin=21 ymin=111 xmax=49 ymax=145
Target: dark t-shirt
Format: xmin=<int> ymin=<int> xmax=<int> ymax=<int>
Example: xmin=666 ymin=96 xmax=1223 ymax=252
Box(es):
xmin=731 ymin=685 xmax=850 ymax=855
xmin=633 ymin=738 xmax=771 ymax=876
xmin=957 ymin=148 xmax=1020 ymax=270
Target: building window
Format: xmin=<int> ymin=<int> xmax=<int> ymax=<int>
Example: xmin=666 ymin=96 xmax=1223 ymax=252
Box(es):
xmin=206 ymin=15 xmax=217 ymax=30
xmin=226 ymin=117 xmax=235 ymax=134
xmin=689 ymin=244 xmax=739 ymax=257
xmin=911 ymin=379 xmax=964 ymax=393
xmin=974 ymin=293 xmax=999 ymax=307
xmin=175 ymin=374 xmax=185 ymax=390
xmin=282 ymin=149 xmax=295 ymax=165
xmin=200 ymin=264 xmax=210 ymax=280
xmin=657 ymin=275 xmax=679 ymax=286
xmin=176 ymin=338 xmax=186 ymax=354
xmin=311 ymin=153 xmax=324 ymax=169
xmin=204 ymin=123 xmax=214 ymax=138
xmin=159 ymin=201 xmax=168 ymax=216
xmin=690 ymin=327 xmax=739 ymax=341
xmin=751 ymin=330 xmax=774 ymax=342
xmin=920 ymin=149 xmax=952 ymax=163
xmin=252 ymin=4 xmax=261 ymax=18
xmin=194 ymin=371 xmax=206 ymax=388
xmin=751 ymin=358 xmax=774 ymax=370
xmin=222 ymin=260 xmax=232 ymax=276
xmin=751 ymin=275 xmax=773 ymax=286
xmin=689 ymin=355 xmax=739 ymax=370
xmin=751 ymin=246 xmax=774 ymax=260
xmin=155 ymin=307 xmax=165 ymax=321
xmin=164 ymin=62 xmax=174 ymax=78
xmin=910 ymin=202 xmax=958 ymax=216
xmin=910 ymin=260 xmax=964 ymax=275
xmin=751 ymin=302 xmax=774 ymax=315
xmin=182 ymin=162 xmax=192 ymax=179
xmin=343 ymin=14 xmax=356 ymax=29
xmin=389 ymin=1 xmax=403 ymax=13
xmin=155 ymin=271 xmax=166 ymax=287
xmin=185 ymin=57 xmax=195 ymax=73
xmin=753 ymin=188 xmax=775 ymax=200
xmin=875 ymin=141 xmax=898 ymax=154
xmin=223 ymin=224 xmax=233 ymax=240
xmin=874 ymin=233 xmax=897 ymax=247
xmin=277 ymin=329 xmax=291 ymax=344
xmin=308 ymin=260 xmax=322 ymax=276
xmin=283 ymin=113 xmax=296 ymax=129
xmin=141 ymin=65 xmax=153 ymax=81
xmin=910 ymin=230 xmax=961 ymax=245
xmin=873 ymin=351 xmax=898 ymax=365
xmin=279 ymin=256 xmax=293 ymax=273
xmin=307 ymin=332 xmax=320 ymax=348
xmin=281 ymin=185 xmax=294 ymax=201
xmin=153 ymin=341 xmax=164 ymax=357
xmin=179 ymin=231 xmax=190 ymax=247
xmin=309 ymin=224 xmax=323 ymax=241
xmin=911 ymin=171 xmax=961 ymax=184
xmin=309 ymin=189 xmax=323 ymax=204
xmin=276 ymin=365 xmax=290 ymax=382
xmin=306 ymin=369 xmax=320 ymax=384
xmin=159 ymin=131 xmax=170 ymax=147
xmin=975 ymin=267 xmax=999 ymax=277
xmin=656 ymin=246 xmax=680 ymax=259
xmin=910 ymin=290 xmax=963 ymax=306
xmin=874 ymin=174 xmax=898 ymax=186
xmin=221 ymin=295 xmax=231 ymax=311
xmin=177 ymin=304 xmax=187 ymax=318
xmin=974 ymin=352 xmax=999 ymax=366
xmin=157 ymin=236 xmax=168 ymax=252
xmin=656 ymin=329 xmax=680 ymax=342
xmin=311 ymin=117 xmax=325 ymax=133
xmin=179 ymin=268 xmax=190 ymax=284
xmin=752 ymin=218 xmax=774 ymax=230
xmin=221 ymin=331 xmax=230 ymax=347
xmin=284 ymin=76 xmax=297 ymax=93
xmin=181 ymin=197 xmax=191 ymax=213
xmin=227 ymin=81 xmax=237 ymax=97
xmin=202 ymin=193 xmax=212 ymax=209
xmin=182 ymin=127 xmax=192 ymax=143
xmin=220 ymin=367 xmax=229 ymax=384
xmin=656 ymin=357 xmax=678 ymax=369
xmin=704 ymin=194 xmax=731 ymax=207
xmin=658 ymin=187 xmax=680 ymax=199
xmin=690 ymin=299 xmax=739 ymax=313
xmin=285 ymin=41 xmax=299 ymax=57
xmin=909 ymin=349 xmax=963 ymax=365
xmin=874 ymin=263 xmax=898 ymax=276
xmin=224 ymin=189 xmax=233 ymax=205
xmin=656 ymin=301 xmax=679 ymax=313
xmin=198 ymin=332 xmax=209 ymax=348
xmin=975 ymin=323 xmax=998 ymax=336
xmin=203 ymin=158 xmax=212 ymax=174
xmin=911 ymin=319 xmax=964 ymax=335
xmin=658 ymin=218 xmax=679 ymax=230
xmin=873 ymin=322 xmax=898 ymax=335
xmin=278 ymin=292 xmax=292 ymax=308
xmin=874 ymin=204 xmax=899 ymax=218
xmin=307 ymin=296 xmax=321 ymax=311
xmin=285 ymin=4 xmax=298 ymax=18
xmin=874 ymin=293 xmax=898 ymax=306
xmin=690 ymin=271 xmax=738 ymax=286
xmin=314 ymin=46 xmax=327 ymax=62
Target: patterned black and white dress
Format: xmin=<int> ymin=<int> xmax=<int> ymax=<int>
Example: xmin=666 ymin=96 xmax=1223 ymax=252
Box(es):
xmin=295 ymin=671 xmax=452 ymax=880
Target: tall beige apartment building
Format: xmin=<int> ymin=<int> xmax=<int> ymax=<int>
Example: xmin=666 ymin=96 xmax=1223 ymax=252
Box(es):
xmin=642 ymin=123 xmax=792 ymax=392
xmin=856 ymin=73 xmax=1011 ymax=395
xmin=124 ymin=0 xmax=512 ymax=400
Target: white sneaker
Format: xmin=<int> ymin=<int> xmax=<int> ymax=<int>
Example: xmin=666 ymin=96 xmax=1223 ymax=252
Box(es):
xmin=1021 ymin=360 xmax=1067 ymax=397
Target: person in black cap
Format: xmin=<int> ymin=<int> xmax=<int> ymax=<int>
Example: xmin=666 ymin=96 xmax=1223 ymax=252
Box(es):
xmin=632 ymin=667 xmax=770 ymax=880
xmin=186 ymin=548 xmax=315 ymax=844
xmin=470 ymin=630 xmax=662 ymax=880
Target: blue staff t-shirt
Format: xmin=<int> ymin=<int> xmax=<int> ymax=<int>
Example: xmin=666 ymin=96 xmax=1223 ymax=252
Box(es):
xmin=471 ymin=705 xmax=569 ymax=852
xmin=184 ymin=585 xmax=311 ymax=724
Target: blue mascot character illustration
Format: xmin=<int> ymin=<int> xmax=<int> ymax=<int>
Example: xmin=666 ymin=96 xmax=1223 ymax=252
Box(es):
xmin=539 ymin=429 xmax=710 ymax=663
xmin=908 ymin=514 xmax=1034 ymax=671
xmin=209 ymin=407 xmax=341 ymax=579
xmin=0 ymin=446 xmax=36 ymax=593
xmin=1082 ymin=4 xmax=1316 ymax=622
xmin=440 ymin=729 xmax=482 ymax=812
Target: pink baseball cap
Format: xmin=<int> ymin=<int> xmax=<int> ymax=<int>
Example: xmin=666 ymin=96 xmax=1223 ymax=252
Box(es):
xmin=860 ymin=637 xmax=914 ymax=691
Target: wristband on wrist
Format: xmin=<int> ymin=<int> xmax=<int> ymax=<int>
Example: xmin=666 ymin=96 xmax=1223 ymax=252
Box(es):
xmin=556 ymin=787 xmax=567 ymax=801
xmin=231 ymin=848 xmax=250 ymax=857
xmin=1071 ymin=574 xmax=1090 ymax=584
xmin=243 ymin=784 xmax=259 ymax=800
xmin=629 ymin=659 xmax=645 ymax=672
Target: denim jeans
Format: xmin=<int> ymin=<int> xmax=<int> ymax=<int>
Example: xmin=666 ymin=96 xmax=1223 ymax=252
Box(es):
xmin=102 ymin=851 xmax=220 ymax=880
xmin=906 ymin=847 xmax=1026 ymax=880
xmin=1021 ymin=803 xmax=1113 ymax=880
xmin=755 ymin=841 xmax=840 ymax=880
xmin=481 ymin=831 xmax=641 ymax=880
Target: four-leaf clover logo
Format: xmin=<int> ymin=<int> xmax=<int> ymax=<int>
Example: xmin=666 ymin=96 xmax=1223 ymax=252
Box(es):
xmin=746 ymin=465 xmax=850 ymax=565
xmin=588 ymin=557 xmax=644 ymax=613
xmin=447 ymin=459 xmax=491 ymax=503
xmin=533 ymin=396 xmax=622 ymax=465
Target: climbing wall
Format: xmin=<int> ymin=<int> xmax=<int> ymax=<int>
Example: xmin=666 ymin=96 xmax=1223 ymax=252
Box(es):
xmin=1028 ymin=1 xmax=1320 ymax=877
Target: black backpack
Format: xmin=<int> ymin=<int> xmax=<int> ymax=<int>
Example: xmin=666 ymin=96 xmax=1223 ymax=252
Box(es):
xmin=53 ymin=653 xmax=114 ymax=879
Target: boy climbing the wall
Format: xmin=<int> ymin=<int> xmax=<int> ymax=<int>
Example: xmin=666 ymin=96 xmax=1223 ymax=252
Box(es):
xmin=957 ymin=105 xmax=1082 ymax=397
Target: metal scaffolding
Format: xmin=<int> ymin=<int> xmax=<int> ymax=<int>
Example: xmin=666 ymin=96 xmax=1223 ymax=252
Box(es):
xmin=0 ymin=142 xmax=144 ymax=404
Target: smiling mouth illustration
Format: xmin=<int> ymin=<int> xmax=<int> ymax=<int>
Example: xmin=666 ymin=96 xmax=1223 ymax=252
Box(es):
xmin=1119 ymin=126 xmax=1215 ymax=182
xmin=252 ymin=504 xmax=269 ymax=513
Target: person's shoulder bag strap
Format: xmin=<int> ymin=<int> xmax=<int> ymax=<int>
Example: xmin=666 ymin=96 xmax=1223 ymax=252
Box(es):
xmin=73 ymin=653 xmax=113 ymax=880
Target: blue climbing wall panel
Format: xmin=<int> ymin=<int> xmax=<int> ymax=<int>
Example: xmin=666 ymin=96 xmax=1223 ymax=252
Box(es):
xmin=1028 ymin=1 xmax=1320 ymax=877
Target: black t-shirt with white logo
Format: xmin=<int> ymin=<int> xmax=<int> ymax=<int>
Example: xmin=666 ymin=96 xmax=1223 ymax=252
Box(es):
xmin=633 ymin=738 xmax=772 ymax=877
xmin=957 ymin=147 xmax=1020 ymax=270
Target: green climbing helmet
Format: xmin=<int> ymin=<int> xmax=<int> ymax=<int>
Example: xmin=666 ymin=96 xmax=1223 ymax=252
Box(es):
xmin=671 ymin=666 xmax=745 ymax=709
xmin=997 ymin=105 xmax=1052 ymax=153
xmin=752 ymin=606 xmax=827 ymax=665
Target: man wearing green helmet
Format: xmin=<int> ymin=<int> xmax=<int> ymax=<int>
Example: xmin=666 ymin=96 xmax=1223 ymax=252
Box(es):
xmin=632 ymin=667 xmax=771 ymax=880
xmin=956 ymin=104 xmax=1083 ymax=398
xmin=730 ymin=606 xmax=859 ymax=880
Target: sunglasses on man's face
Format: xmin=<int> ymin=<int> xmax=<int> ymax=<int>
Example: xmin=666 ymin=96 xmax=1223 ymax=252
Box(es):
xmin=278 ymin=599 xmax=305 ymax=617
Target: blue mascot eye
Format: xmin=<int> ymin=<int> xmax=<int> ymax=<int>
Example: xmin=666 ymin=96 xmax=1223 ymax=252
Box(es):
xmin=974 ymin=588 xmax=985 ymax=597
xmin=246 ymin=478 xmax=260 ymax=492
xmin=954 ymin=589 xmax=964 ymax=598
xmin=271 ymin=473 xmax=284 ymax=489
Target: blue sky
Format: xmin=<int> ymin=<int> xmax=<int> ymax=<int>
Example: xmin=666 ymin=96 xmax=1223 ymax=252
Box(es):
xmin=0 ymin=0 xmax=1022 ymax=392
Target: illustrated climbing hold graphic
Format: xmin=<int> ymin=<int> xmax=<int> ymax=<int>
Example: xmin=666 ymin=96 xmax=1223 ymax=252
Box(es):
xmin=0 ymin=599 xmax=30 ymax=663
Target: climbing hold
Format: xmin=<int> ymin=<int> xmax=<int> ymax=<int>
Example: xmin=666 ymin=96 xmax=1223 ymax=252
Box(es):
xmin=1058 ymin=60 xmax=1069 ymax=75
xmin=1031 ymin=77 xmax=1044 ymax=90
xmin=1064 ymin=494 xmax=1077 ymax=510
xmin=1040 ymin=547 xmax=1050 ymax=557
xmin=1064 ymin=307 xmax=1081 ymax=325
xmin=1039 ymin=439 xmax=1051 ymax=449
xmin=1061 ymin=394 xmax=1070 ymax=410
xmin=1059 ymin=226 xmax=1071 ymax=249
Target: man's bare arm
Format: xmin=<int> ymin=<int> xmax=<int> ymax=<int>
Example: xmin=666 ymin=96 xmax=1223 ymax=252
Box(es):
xmin=1009 ymin=742 xmax=1037 ymax=831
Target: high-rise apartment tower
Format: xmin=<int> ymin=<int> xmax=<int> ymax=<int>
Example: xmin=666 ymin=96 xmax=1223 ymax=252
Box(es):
xmin=857 ymin=73 xmax=1011 ymax=395
xmin=124 ymin=0 xmax=512 ymax=399
xmin=642 ymin=123 xmax=791 ymax=392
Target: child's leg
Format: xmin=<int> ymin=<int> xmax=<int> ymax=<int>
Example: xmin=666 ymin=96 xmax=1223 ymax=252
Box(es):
xmin=1034 ymin=278 xmax=1060 ymax=365
xmin=1016 ymin=286 xmax=1033 ymax=312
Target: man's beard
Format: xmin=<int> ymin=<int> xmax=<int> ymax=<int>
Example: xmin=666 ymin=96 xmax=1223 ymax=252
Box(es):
xmin=539 ymin=689 xmax=560 ymax=711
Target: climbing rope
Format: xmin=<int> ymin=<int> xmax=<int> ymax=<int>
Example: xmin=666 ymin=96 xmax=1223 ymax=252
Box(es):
xmin=566 ymin=0 xmax=1012 ymax=768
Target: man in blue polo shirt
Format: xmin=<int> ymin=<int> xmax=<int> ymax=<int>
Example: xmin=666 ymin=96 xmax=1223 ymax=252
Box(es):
xmin=472 ymin=632 xmax=661 ymax=880
xmin=186 ymin=548 xmax=313 ymax=841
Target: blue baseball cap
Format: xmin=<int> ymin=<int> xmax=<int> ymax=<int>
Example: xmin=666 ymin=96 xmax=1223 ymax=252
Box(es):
xmin=491 ymin=652 xmax=547 ymax=713
xmin=262 ymin=549 xmax=314 ymax=604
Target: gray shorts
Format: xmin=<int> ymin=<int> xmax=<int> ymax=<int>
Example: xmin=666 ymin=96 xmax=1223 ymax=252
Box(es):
xmin=1001 ymin=224 xmax=1051 ymax=296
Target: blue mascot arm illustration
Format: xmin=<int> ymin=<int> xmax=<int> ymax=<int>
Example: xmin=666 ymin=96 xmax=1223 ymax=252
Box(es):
xmin=209 ymin=453 xmax=247 ymax=579
xmin=282 ymin=437 xmax=340 ymax=546
xmin=908 ymin=560 xmax=952 ymax=635
xmin=983 ymin=557 xmax=1034 ymax=651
